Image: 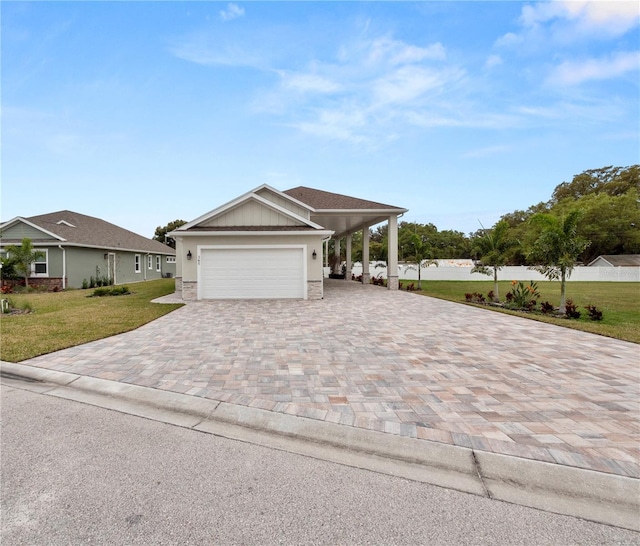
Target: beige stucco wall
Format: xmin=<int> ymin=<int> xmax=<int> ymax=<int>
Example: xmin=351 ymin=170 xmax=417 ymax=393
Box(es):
xmin=174 ymin=233 xmax=326 ymax=299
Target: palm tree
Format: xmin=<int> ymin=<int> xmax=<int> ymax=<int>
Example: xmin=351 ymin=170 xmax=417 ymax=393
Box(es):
xmin=471 ymin=220 xmax=517 ymax=301
xmin=405 ymin=233 xmax=437 ymax=290
xmin=528 ymin=211 xmax=590 ymax=314
xmin=4 ymin=238 xmax=45 ymax=288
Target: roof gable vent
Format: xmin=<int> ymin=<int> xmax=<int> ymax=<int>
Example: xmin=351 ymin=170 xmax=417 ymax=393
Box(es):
xmin=56 ymin=220 xmax=76 ymax=227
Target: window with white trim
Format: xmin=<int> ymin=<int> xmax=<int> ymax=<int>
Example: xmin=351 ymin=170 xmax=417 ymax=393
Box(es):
xmin=135 ymin=254 xmax=141 ymax=273
xmin=156 ymin=256 xmax=161 ymax=271
xmin=31 ymin=249 xmax=48 ymax=277
xmin=147 ymin=255 xmax=152 ymax=270
xmin=166 ymin=256 xmax=176 ymax=263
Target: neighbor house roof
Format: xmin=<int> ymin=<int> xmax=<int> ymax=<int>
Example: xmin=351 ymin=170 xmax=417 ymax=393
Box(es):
xmin=587 ymin=254 xmax=640 ymax=267
xmin=1 ymin=210 xmax=174 ymax=255
xmin=284 ymin=186 xmax=406 ymax=212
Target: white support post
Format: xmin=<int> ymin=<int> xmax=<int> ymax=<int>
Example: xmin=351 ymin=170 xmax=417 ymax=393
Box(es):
xmin=346 ymin=233 xmax=352 ymax=281
xmin=362 ymin=226 xmax=370 ymax=284
xmin=387 ymin=214 xmax=399 ymax=290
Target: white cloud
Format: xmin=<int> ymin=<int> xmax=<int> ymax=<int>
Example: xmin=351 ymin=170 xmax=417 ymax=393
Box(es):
xmin=548 ymin=50 xmax=640 ymax=85
xmin=508 ymin=0 xmax=639 ymax=41
xmin=484 ymin=54 xmax=503 ymax=69
xmin=277 ymin=71 xmax=342 ymax=94
xmin=220 ymin=3 xmax=245 ymax=22
xmin=372 ymin=65 xmax=463 ymax=107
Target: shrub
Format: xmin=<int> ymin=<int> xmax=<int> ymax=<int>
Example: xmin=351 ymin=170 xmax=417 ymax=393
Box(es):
xmin=540 ymin=301 xmax=555 ymax=314
xmin=82 ymin=279 xmax=89 ymax=289
xmin=586 ymin=305 xmax=603 ymax=321
xmin=89 ymin=276 xmax=96 ymax=289
xmin=90 ymin=286 xmax=131 ymax=297
xmin=565 ymin=299 xmax=581 ymax=319
xmin=464 ymin=292 xmax=485 ymax=303
xmin=506 ymin=281 xmax=539 ymax=310
xmin=487 ymin=290 xmax=495 ymax=301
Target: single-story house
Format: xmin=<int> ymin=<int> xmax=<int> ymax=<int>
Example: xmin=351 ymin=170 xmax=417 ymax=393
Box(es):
xmin=0 ymin=210 xmax=176 ymax=290
xmin=587 ymin=255 xmax=640 ymax=267
xmin=169 ymin=185 xmax=408 ymax=300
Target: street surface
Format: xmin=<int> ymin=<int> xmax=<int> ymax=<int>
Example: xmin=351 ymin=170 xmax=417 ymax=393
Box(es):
xmin=2 ymin=384 xmax=639 ymax=545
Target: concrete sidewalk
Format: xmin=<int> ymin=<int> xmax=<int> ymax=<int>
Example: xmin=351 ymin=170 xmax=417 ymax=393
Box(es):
xmin=2 ymin=279 xmax=638 ymax=528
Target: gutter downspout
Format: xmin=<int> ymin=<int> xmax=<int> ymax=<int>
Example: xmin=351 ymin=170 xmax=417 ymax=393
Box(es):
xmin=58 ymin=245 xmax=66 ymax=290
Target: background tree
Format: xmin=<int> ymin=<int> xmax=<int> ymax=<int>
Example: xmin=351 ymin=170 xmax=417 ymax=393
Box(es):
xmin=528 ymin=211 xmax=590 ymax=314
xmin=4 ymin=238 xmax=45 ymax=288
xmin=404 ymin=233 xmax=437 ymax=290
xmin=153 ymin=220 xmax=187 ymax=249
xmin=470 ymin=220 xmax=518 ymax=301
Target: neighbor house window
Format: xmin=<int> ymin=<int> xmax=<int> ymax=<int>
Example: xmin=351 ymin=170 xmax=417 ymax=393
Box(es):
xmin=147 ymin=255 xmax=152 ymax=270
xmin=166 ymin=256 xmax=176 ymax=264
xmin=135 ymin=254 xmax=141 ymax=273
xmin=156 ymin=256 xmax=161 ymax=272
xmin=31 ymin=249 xmax=48 ymax=277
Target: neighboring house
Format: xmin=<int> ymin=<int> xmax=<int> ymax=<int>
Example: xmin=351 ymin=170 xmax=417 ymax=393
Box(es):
xmin=169 ymin=185 xmax=407 ymax=301
xmin=587 ymin=255 xmax=640 ymax=267
xmin=0 ymin=210 xmax=176 ymax=290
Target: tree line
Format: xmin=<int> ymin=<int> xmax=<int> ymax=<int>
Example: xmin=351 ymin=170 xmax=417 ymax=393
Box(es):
xmin=340 ymin=165 xmax=639 ymax=266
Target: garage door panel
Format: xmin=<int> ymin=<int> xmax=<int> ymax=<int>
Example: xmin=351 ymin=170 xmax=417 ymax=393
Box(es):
xmin=200 ymin=247 xmax=305 ymax=299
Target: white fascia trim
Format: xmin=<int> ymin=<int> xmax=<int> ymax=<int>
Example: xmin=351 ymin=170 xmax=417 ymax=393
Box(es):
xmin=314 ymin=208 xmax=409 ymax=215
xmin=177 ymin=185 xmax=317 ymax=231
xmin=171 ymin=230 xmax=335 ymax=237
xmin=0 ymin=217 xmax=66 ymax=241
xmin=176 ymin=193 xmax=325 ymax=232
xmin=248 ymin=194 xmax=325 ymax=229
xmin=254 ymin=184 xmax=315 ymax=213
xmin=0 ymin=241 xmax=175 ymax=256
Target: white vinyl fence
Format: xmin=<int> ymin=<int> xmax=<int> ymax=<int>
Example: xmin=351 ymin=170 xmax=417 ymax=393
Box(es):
xmin=342 ymin=263 xmax=640 ymax=282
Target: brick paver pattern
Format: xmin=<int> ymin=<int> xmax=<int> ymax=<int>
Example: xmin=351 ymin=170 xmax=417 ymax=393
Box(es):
xmin=22 ymin=280 xmax=639 ymax=478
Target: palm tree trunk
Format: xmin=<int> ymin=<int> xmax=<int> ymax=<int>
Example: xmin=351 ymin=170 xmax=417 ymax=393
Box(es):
xmin=417 ymin=262 xmax=422 ymax=290
xmin=493 ymin=267 xmax=499 ymax=301
xmin=559 ymin=269 xmax=567 ymax=314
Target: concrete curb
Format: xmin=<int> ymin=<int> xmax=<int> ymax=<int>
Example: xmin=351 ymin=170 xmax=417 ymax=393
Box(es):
xmin=2 ymin=361 xmax=638 ymax=531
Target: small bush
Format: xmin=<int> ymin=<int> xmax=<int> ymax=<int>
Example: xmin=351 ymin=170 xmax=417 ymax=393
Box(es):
xmin=464 ymin=292 xmax=485 ymax=303
xmin=90 ymin=286 xmax=131 ymax=297
xmin=487 ymin=290 xmax=495 ymax=301
xmin=89 ymin=276 xmax=96 ymax=289
xmin=540 ymin=301 xmax=555 ymax=314
xmin=565 ymin=299 xmax=581 ymax=319
xmin=586 ymin=305 xmax=603 ymax=321
xmin=82 ymin=279 xmax=89 ymax=289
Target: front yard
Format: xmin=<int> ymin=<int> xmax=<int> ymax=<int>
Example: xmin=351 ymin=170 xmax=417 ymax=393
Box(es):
xmin=0 ymin=279 xmax=181 ymax=362
xmin=413 ymin=281 xmax=640 ymax=344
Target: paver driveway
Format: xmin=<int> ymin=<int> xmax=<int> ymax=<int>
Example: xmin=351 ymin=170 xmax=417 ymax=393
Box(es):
xmin=21 ymin=280 xmax=639 ymax=478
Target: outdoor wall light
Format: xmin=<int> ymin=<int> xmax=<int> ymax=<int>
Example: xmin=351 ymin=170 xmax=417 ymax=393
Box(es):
xmin=312 ymin=250 xmax=317 ymax=260
xmin=187 ymin=250 xmax=192 ymax=260
xmin=103 ymin=253 xmax=108 ymax=260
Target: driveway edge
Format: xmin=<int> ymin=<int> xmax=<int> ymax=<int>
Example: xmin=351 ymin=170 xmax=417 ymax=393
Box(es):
xmin=2 ymin=361 xmax=638 ymax=532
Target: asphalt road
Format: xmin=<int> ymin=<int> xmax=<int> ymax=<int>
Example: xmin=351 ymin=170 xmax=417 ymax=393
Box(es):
xmin=2 ymin=384 xmax=639 ymax=546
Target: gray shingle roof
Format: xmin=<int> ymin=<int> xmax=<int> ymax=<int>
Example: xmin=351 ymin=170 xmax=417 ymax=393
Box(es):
xmin=589 ymin=254 xmax=640 ymax=267
xmin=5 ymin=210 xmax=174 ymax=254
xmin=284 ymin=186 xmax=406 ymax=211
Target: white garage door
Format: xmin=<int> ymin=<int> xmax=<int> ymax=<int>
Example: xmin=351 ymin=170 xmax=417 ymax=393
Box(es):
xmin=200 ymin=247 xmax=305 ymax=300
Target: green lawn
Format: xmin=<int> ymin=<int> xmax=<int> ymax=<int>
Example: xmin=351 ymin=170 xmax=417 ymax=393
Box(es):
xmin=411 ymin=280 xmax=640 ymax=344
xmin=0 ymin=279 xmax=182 ymax=362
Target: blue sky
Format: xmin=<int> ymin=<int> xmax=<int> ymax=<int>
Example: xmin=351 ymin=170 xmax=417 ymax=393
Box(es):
xmin=2 ymin=1 xmax=639 ymax=238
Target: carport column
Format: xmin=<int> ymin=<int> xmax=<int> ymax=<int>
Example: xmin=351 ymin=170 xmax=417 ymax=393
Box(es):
xmin=345 ymin=233 xmax=352 ymax=281
xmin=387 ymin=214 xmax=399 ymax=290
xmin=362 ymin=227 xmax=370 ymax=284
xmin=333 ymin=238 xmax=341 ymax=275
